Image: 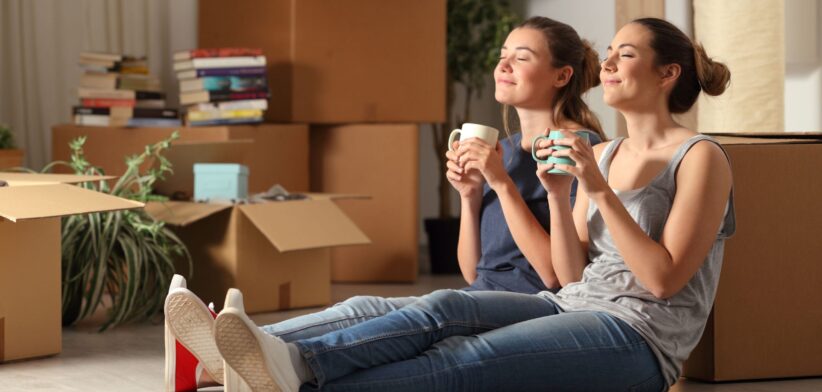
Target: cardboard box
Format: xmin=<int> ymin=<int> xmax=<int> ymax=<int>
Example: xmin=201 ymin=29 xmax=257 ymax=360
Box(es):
xmin=683 ymin=132 xmax=822 ymax=381
xmin=0 ymin=173 xmax=143 ymax=362
xmin=198 ymin=0 xmax=446 ymax=123
xmin=311 ymin=124 xmax=419 ymax=282
xmin=145 ymin=196 xmax=369 ymax=314
xmin=51 ymin=123 xmax=309 ymax=194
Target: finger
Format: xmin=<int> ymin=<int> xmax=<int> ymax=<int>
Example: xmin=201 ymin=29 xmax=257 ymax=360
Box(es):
xmin=446 ymin=171 xmax=462 ymax=182
xmin=553 ymin=163 xmax=578 ymax=176
xmin=535 ymin=149 xmax=553 ymax=159
xmin=446 ymin=160 xmax=463 ymax=173
xmin=445 ymin=150 xmax=458 ymax=161
xmin=450 ymin=141 xmax=460 ymax=151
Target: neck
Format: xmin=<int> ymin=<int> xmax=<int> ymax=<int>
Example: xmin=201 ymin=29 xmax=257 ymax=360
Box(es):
xmin=620 ymin=104 xmax=679 ymax=150
xmin=515 ymin=107 xmax=562 ymax=149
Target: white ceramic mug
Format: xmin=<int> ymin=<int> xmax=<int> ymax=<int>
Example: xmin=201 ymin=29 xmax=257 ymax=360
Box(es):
xmin=448 ymin=123 xmax=500 ymax=152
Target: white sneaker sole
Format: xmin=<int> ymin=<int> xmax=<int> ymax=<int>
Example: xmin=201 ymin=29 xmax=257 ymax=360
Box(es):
xmin=165 ymin=289 xmax=225 ymax=384
xmin=215 ymin=308 xmax=300 ymax=392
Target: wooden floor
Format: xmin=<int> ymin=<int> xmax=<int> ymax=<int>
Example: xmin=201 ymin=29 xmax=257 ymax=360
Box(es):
xmin=0 ymin=274 xmax=819 ymax=391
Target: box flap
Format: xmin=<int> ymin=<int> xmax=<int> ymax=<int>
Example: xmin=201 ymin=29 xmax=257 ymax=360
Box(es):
xmin=304 ymin=193 xmax=371 ymax=201
xmin=706 ymin=131 xmax=822 ymax=145
xmin=237 ymin=199 xmax=370 ymax=252
xmin=144 ymin=201 xmax=233 ymax=226
xmin=0 ymin=183 xmax=143 ymax=222
xmin=153 ymin=140 xmax=252 ymax=199
xmin=0 ymin=172 xmax=116 ymax=186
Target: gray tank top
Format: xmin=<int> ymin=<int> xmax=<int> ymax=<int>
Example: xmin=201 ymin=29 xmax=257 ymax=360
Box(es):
xmin=539 ymin=134 xmax=736 ymax=387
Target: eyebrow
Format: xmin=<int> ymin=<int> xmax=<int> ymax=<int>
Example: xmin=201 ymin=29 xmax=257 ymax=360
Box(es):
xmin=501 ymin=46 xmax=538 ymax=54
xmin=606 ymin=43 xmax=638 ymax=51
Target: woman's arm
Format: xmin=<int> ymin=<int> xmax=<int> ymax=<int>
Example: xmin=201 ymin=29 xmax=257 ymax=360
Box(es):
xmin=538 ymin=142 xmax=602 ymax=286
xmin=494 ymin=181 xmax=559 ymax=289
xmin=456 ymin=195 xmax=482 ymax=284
xmin=458 ymin=138 xmax=559 ymax=289
xmin=585 ymin=141 xmax=732 ymax=299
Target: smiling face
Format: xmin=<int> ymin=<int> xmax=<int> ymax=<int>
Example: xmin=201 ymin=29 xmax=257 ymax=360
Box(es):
xmin=494 ymin=27 xmax=569 ymax=110
xmin=601 ymin=23 xmax=669 ymax=112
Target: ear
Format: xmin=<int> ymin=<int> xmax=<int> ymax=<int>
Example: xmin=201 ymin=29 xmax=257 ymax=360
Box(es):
xmin=659 ymin=63 xmax=681 ymax=89
xmin=554 ymin=65 xmax=574 ymax=88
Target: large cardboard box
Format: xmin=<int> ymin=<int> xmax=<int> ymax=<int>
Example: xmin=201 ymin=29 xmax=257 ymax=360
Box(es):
xmin=198 ymin=0 xmax=446 ymax=123
xmin=0 ymin=173 xmax=143 ymax=362
xmin=683 ymin=132 xmax=822 ymax=381
xmin=311 ymin=124 xmax=419 ymax=282
xmin=51 ymin=123 xmax=309 ymax=194
xmin=145 ymin=196 xmax=370 ymax=314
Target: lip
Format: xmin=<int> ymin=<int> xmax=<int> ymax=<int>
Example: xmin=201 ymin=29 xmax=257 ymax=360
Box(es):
xmin=496 ymin=78 xmax=516 ymax=85
xmin=603 ymin=78 xmax=621 ymax=86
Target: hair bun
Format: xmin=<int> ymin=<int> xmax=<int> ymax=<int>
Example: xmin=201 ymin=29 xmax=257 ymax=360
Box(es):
xmin=580 ymin=39 xmax=601 ymax=91
xmin=693 ymin=43 xmax=730 ymax=96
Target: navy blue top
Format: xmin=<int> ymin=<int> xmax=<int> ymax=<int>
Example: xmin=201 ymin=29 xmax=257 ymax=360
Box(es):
xmin=465 ymin=131 xmax=602 ymax=294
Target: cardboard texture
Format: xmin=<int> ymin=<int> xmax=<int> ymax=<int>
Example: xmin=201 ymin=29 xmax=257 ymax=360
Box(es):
xmin=198 ymin=0 xmax=445 ymax=123
xmin=682 ymin=133 xmax=822 ymax=381
xmin=310 ymin=124 xmax=419 ymax=282
xmin=0 ymin=172 xmax=116 ymax=187
xmin=146 ymin=197 xmax=369 ymax=314
xmin=0 ymin=175 xmax=142 ymax=362
xmin=51 ymin=123 xmax=309 ymax=195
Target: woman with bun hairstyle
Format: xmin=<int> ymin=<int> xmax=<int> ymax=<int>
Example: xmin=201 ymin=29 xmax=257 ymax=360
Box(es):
xmin=206 ymin=16 xmax=734 ymax=392
xmin=163 ymin=16 xmax=604 ymax=391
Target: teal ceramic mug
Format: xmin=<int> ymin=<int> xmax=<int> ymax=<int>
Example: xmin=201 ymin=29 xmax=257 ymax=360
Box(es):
xmin=531 ymin=130 xmax=590 ymax=175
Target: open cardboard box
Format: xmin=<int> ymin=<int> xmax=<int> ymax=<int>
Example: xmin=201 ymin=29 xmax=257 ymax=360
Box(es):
xmin=682 ymin=132 xmax=822 ymax=381
xmin=0 ymin=173 xmax=144 ymax=362
xmin=145 ymin=193 xmax=370 ymax=314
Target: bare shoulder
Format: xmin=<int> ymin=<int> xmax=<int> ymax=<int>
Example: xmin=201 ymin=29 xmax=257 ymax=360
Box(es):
xmin=678 ymin=138 xmax=732 ymax=187
xmin=592 ymin=140 xmax=609 ymax=161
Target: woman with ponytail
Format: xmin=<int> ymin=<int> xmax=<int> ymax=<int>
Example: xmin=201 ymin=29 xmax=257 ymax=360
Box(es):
xmin=163 ymin=16 xmax=605 ymax=391
xmin=202 ymin=17 xmax=733 ymax=392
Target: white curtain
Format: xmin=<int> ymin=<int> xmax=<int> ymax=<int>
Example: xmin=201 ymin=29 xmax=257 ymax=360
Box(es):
xmin=0 ymin=0 xmax=197 ymax=169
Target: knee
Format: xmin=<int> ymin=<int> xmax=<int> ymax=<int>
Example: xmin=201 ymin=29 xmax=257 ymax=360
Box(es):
xmin=417 ymin=289 xmax=467 ymax=317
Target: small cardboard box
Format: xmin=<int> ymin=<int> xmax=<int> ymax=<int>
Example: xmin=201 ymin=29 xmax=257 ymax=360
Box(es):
xmin=198 ymin=0 xmax=445 ymax=123
xmin=51 ymin=123 xmax=309 ymax=194
xmin=310 ymin=124 xmax=419 ymax=282
xmin=683 ymin=132 xmax=822 ymax=381
xmin=145 ymin=195 xmax=370 ymax=314
xmin=0 ymin=173 xmax=143 ymax=362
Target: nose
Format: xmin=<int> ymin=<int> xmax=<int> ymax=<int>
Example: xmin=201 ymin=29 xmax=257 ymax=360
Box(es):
xmin=497 ymin=56 xmax=512 ymax=73
xmin=601 ymin=53 xmax=616 ymax=73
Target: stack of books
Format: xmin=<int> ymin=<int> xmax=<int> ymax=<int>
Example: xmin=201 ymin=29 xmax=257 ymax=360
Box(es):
xmin=73 ymin=52 xmax=181 ymax=127
xmin=173 ymin=48 xmax=269 ymax=126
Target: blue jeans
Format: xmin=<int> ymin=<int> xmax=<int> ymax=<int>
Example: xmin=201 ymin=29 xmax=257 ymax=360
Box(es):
xmin=294 ymin=290 xmax=665 ymax=392
xmin=260 ymin=295 xmax=419 ymax=342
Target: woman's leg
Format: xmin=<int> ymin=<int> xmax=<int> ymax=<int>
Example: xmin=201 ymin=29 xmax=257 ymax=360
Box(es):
xmin=294 ymin=289 xmax=562 ymax=387
xmin=305 ymin=311 xmax=665 ymax=392
xmin=261 ymin=295 xmax=419 ymax=342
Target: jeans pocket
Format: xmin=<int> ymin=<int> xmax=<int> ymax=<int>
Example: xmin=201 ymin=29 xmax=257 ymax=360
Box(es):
xmin=629 ymin=374 xmax=666 ymax=392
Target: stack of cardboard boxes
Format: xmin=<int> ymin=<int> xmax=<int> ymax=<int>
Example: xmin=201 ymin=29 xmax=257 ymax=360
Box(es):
xmin=52 ymin=0 xmax=446 ymax=312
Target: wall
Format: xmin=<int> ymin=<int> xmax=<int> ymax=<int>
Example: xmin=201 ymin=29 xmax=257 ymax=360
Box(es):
xmin=785 ymin=0 xmax=822 ymax=132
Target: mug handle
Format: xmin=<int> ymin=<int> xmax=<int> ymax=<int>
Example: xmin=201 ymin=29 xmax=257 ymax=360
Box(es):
xmin=447 ymin=129 xmax=461 ymax=152
xmin=531 ymin=135 xmax=551 ymax=164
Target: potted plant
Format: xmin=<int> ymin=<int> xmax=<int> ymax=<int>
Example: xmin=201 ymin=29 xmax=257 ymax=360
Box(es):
xmin=0 ymin=123 xmax=25 ymax=169
xmin=41 ymin=132 xmax=192 ymax=330
xmin=425 ymin=0 xmax=519 ymax=273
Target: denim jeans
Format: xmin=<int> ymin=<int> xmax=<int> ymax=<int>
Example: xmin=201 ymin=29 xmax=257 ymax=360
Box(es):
xmin=294 ymin=289 xmax=665 ymax=392
xmin=260 ymin=295 xmax=419 ymax=342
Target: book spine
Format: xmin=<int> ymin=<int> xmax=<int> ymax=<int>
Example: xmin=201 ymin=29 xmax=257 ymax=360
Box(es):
xmin=188 ymin=117 xmax=263 ymax=127
xmin=81 ymin=98 xmax=136 ymax=108
xmin=189 ymin=48 xmax=263 ymax=58
xmin=190 ymin=56 xmax=266 ymax=69
xmin=132 ymin=108 xmax=179 ymax=119
xmin=126 ymin=118 xmax=183 ymax=127
xmin=73 ymin=106 xmax=110 ymax=115
xmin=200 ymin=76 xmax=267 ymax=92
xmin=208 ymin=90 xmax=270 ymax=102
